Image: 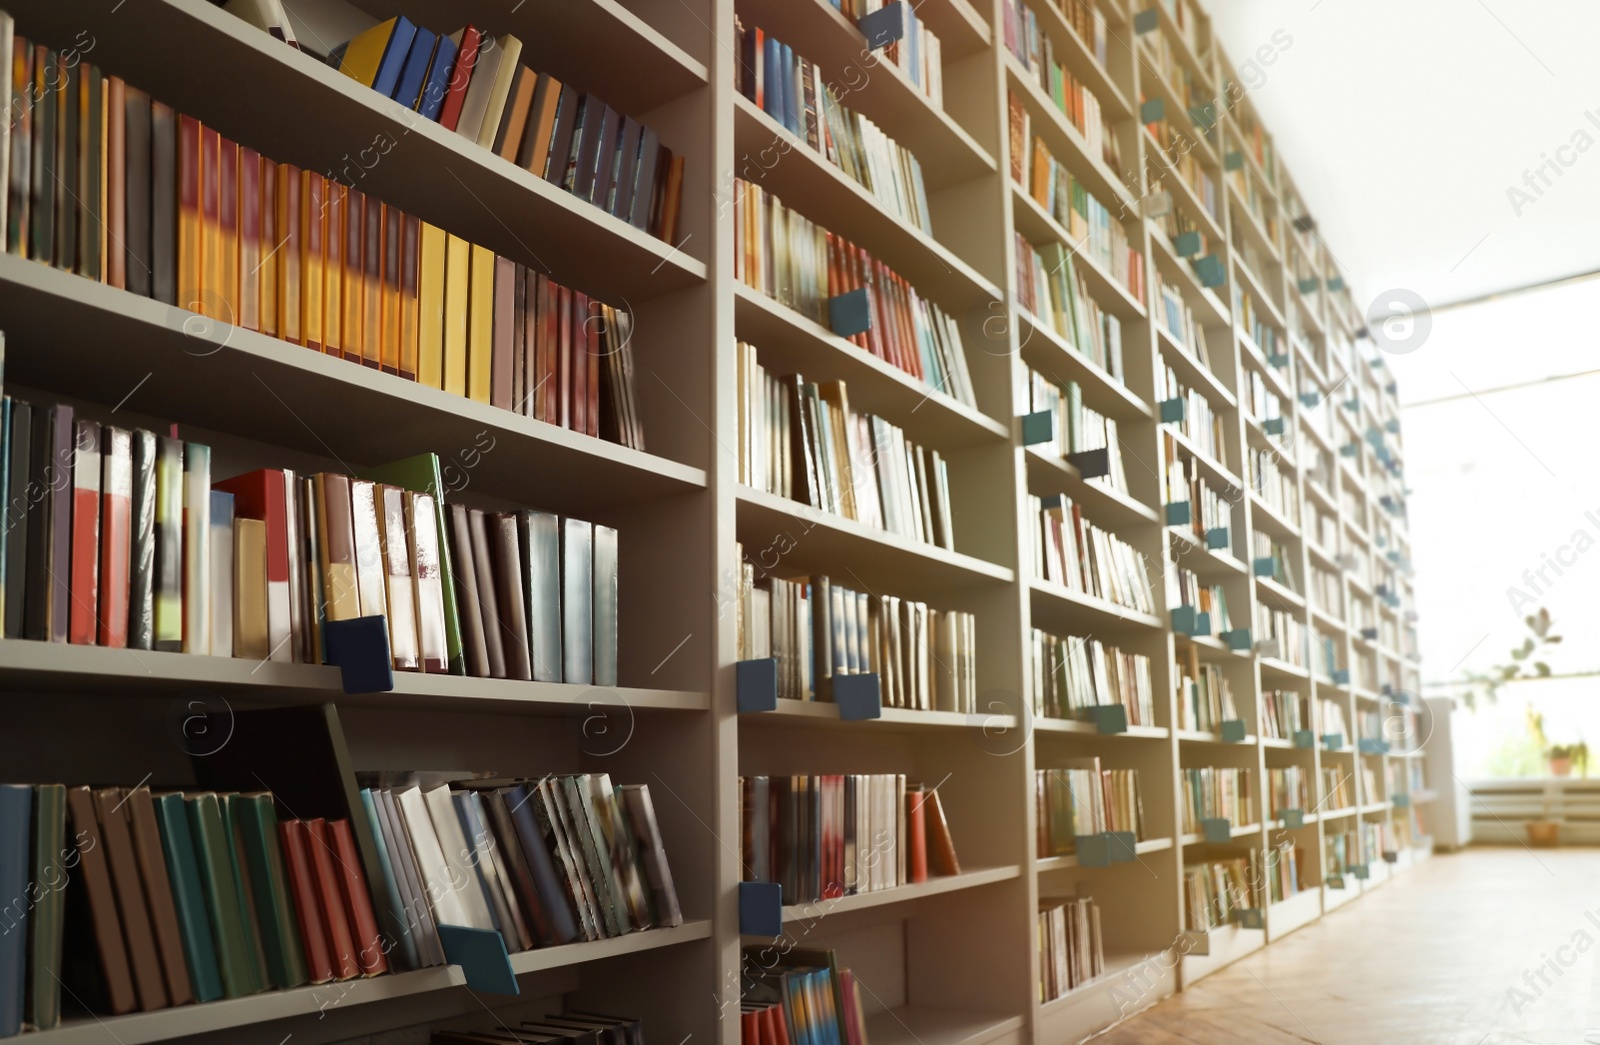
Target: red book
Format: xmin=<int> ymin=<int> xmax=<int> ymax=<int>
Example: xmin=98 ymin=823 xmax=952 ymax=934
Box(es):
xmin=438 ymin=26 xmax=482 ymax=132
xmin=742 ymin=1010 xmax=760 ymax=1045
xmin=328 ymin=819 xmax=388 ymax=976
xmin=557 ymin=285 xmax=574 ymax=430
xmin=260 ymin=160 xmax=278 ymax=337
xmin=304 ymin=818 xmax=360 ymax=980
xmin=766 ymin=1004 xmax=791 ymax=1045
xmin=585 ymin=297 xmax=600 ymax=437
xmin=218 ymin=137 xmax=239 ymax=323
xmin=277 ymin=820 xmax=335 ymax=984
xmin=539 ymin=275 xmax=558 ymax=423
xmin=239 ymin=147 xmax=261 ymax=331
xmin=213 ymin=469 xmax=291 ymax=662
xmin=69 ymin=421 xmax=102 ymax=645
xmin=98 ymin=427 xmax=133 ymax=648
xmin=906 ymin=787 xmax=928 ymax=884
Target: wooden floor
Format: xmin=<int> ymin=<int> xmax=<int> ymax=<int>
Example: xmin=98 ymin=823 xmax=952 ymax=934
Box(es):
xmin=1091 ymin=847 xmax=1600 ymax=1045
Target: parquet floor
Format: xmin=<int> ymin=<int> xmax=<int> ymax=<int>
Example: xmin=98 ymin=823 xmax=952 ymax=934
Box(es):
xmin=1090 ymin=847 xmax=1600 ymax=1045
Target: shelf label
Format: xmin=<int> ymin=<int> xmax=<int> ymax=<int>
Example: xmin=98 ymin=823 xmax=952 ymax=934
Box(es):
xmin=1393 ymin=792 xmax=1410 ymax=808
xmin=325 ymin=616 xmax=395 ymax=694
xmin=1326 ymin=874 xmax=1346 ymax=889
xmin=1201 ymin=817 xmax=1233 ymax=844
xmin=1221 ymin=719 xmax=1247 ymax=743
xmin=1254 ymin=637 xmax=1281 ymax=659
xmin=1297 ymin=277 xmax=1320 ymax=294
xmin=1321 ymin=733 xmax=1345 ymax=750
xmin=1194 ymin=255 xmax=1226 ymax=288
xmin=1206 ymin=527 xmax=1230 ymax=550
xmin=739 ymin=881 xmax=784 ymax=937
xmin=1076 ymin=703 xmax=1129 ymax=735
xmin=1298 ymin=392 xmax=1320 ymax=407
xmin=1253 ymin=556 xmax=1276 ymax=578
xmin=1224 ymin=151 xmax=1244 ymax=171
xmin=833 ymin=672 xmax=882 ymax=721
xmin=828 ymin=288 xmax=873 ymax=338
xmin=1075 ymin=833 xmax=1114 ymax=867
xmin=1021 ymin=410 xmax=1055 ymax=446
xmin=1221 ymin=628 xmax=1252 ymax=651
xmin=1165 ymin=501 xmax=1192 ymax=527
xmin=1281 ymin=808 xmax=1305 ymax=829
xmin=1174 ymin=230 xmax=1202 ymax=258
xmin=1066 ymin=447 xmax=1112 ymax=479
xmin=736 ymin=658 xmax=779 ymax=714
xmin=1293 ymin=729 xmax=1315 ymax=749
xmin=858 ymin=2 xmax=909 ymax=49
xmin=1134 ymin=8 xmax=1159 ymax=33
xmin=1171 ymin=606 xmax=1209 ymax=637
xmin=1159 ymin=396 xmax=1188 ymax=423
xmin=1237 ymin=907 xmax=1264 ymax=930
xmin=1109 ymin=831 xmax=1138 ymax=863
xmin=1141 ymin=97 xmax=1166 ymax=124
xmin=1263 ymin=417 xmax=1285 ymax=436
xmin=1332 ymin=669 xmax=1351 ymax=685
xmin=1348 ymin=863 xmax=1370 ymax=879
xmin=1382 ymin=850 xmax=1399 ymax=864
xmin=437 ymin=925 xmax=518 ymax=996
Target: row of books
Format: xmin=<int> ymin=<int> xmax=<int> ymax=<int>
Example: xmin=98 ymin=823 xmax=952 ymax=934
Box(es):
xmin=1320 ymin=700 xmax=1349 ymax=743
xmin=1183 ymin=855 xmax=1259 ymax=933
xmin=1030 ymin=495 xmax=1155 ymax=613
xmin=732 ymin=562 xmax=978 ymax=713
xmin=1260 ymin=689 xmax=1311 ymax=741
xmin=1230 ymin=161 xmax=1279 ymax=245
xmin=1321 ymin=767 xmax=1354 ymax=811
xmin=1252 ymin=533 xmax=1298 ymax=592
xmin=0 ymin=784 xmax=387 ymax=1030
xmin=428 ymin=1011 xmax=644 ymax=1045
xmin=1014 ymin=113 xmax=1143 ymax=295
xmin=732 ymin=180 xmax=977 ymax=407
xmin=1255 ymin=605 xmax=1308 ymax=668
xmin=1140 ymin=23 xmax=1206 ymax=115
xmin=1014 ymin=237 xmax=1131 ymax=378
xmin=1248 ymin=449 xmax=1300 ymax=525
xmin=1243 ymin=369 xmax=1284 ymax=428
xmin=1180 ymin=767 xmax=1251 ymax=832
xmin=1036 ymin=762 xmax=1144 ymax=854
xmin=1266 ymin=767 xmax=1308 ymax=818
xmin=837 ymin=0 xmax=945 ymax=106
xmin=740 ymin=945 xmax=868 ymax=1045
xmin=1021 ymin=373 xmax=1129 ymax=490
xmin=1154 ymin=264 xmax=1215 ymax=363
xmin=1159 ymin=370 xmax=1227 ymax=463
xmin=1030 ymin=629 xmax=1156 ymax=726
xmin=0 ymin=36 xmax=645 ymax=448
xmin=1039 ymin=895 xmax=1104 ymax=1000
xmin=327 ymin=18 xmax=683 ymax=241
xmin=1168 ymin=570 xmax=1231 ymax=634
xmin=1006 ymin=33 xmax=1120 ymax=177
xmin=1310 ymin=565 xmax=1343 ymax=617
xmin=1266 ymin=842 xmax=1309 ymax=902
xmin=1325 ymin=830 xmax=1356 ymax=878
xmin=734 ymin=20 xmax=933 ymax=235
xmin=1175 ymin=652 xmax=1236 ymax=734
xmin=739 ymin=775 xmax=960 ymax=904
xmin=1143 ymin=116 xmax=1219 ymax=222
xmin=1163 ymin=443 xmax=1234 ymax=541
xmin=358 ymin=775 xmax=681 ymax=964
xmin=1236 ymin=288 xmax=1283 ymax=360
xmin=736 ymin=357 xmax=958 ymax=551
xmin=0 ymin=401 xmax=618 ymax=683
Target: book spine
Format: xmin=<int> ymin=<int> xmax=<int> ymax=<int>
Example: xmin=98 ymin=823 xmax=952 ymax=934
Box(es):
xmin=68 ymin=421 xmax=100 ymax=644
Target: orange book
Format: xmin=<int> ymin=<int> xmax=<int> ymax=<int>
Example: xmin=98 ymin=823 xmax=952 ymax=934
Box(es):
xmin=416 ymin=222 xmax=446 ymax=389
xmin=200 ymin=128 xmax=222 ymax=319
xmin=381 ymin=205 xmax=402 ymax=374
xmin=323 ymin=183 xmax=344 ymax=357
xmin=342 ymin=189 xmax=365 ymax=364
xmin=238 ymin=148 xmax=261 ymax=331
xmin=659 ymin=153 xmax=685 ymax=243
xmin=442 ymin=234 xmax=470 ymax=397
xmin=177 ymin=115 xmax=203 ymax=317
xmin=217 ymin=138 xmax=239 ymax=325
xmin=301 ymin=170 xmax=325 ymax=351
xmin=277 ymin=163 xmax=301 ymax=343
xmin=398 ymin=214 xmax=421 ymax=381
xmin=362 ymin=194 xmax=383 ymax=368
xmin=259 ymin=161 xmax=278 ymax=337
xmin=467 ymin=244 xmax=495 ymax=404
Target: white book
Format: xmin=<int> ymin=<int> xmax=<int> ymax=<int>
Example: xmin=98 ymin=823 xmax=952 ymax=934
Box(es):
xmin=455 ymin=37 xmax=507 ymax=145
xmin=474 ymin=35 xmax=524 ymax=149
xmin=183 ymin=444 xmax=211 ymax=654
xmin=209 ymin=492 xmax=234 ymax=657
xmin=421 ymin=785 xmax=496 ymax=931
xmin=395 ymin=786 xmax=473 ymax=929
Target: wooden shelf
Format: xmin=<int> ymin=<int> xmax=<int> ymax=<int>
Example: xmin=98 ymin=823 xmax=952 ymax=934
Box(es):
xmin=0 ymin=254 xmax=707 ymax=514
xmin=1025 ymin=448 xmax=1163 ymax=532
xmin=1036 ymin=836 xmax=1172 ymax=873
xmin=1011 ymin=186 xmax=1148 ymax=321
xmin=1028 ymin=579 xmax=1164 ymax=635
xmin=1013 ymin=306 xmax=1152 ymax=423
xmin=770 ymin=865 xmax=1021 ymax=925
xmin=1033 ymin=719 xmax=1169 ymax=740
xmin=864 ymin=1006 xmax=1024 ymax=1045
xmin=741 ymin=700 xmax=1016 ymax=733
xmin=1155 ymin=326 xmax=1237 ymax=411
xmin=1005 ymin=57 xmax=1136 ymax=214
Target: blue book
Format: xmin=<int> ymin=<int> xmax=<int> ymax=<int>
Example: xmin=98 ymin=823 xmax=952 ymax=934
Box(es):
xmin=371 ymin=16 xmax=418 ymax=100
xmin=0 ymin=785 xmax=30 ymax=1037
xmin=763 ymin=37 xmax=783 ymax=124
xmin=781 ymin=43 xmax=799 ymax=134
xmin=392 ymin=27 xmax=438 ymax=110
xmin=503 ymin=784 xmax=580 ymax=944
xmin=359 ymin=789 xmax=419 ymax=970
xmin=451 ymin=792 xmax=504 ymax=937
xmin=418 ymin=32 xmax=458 ymax=121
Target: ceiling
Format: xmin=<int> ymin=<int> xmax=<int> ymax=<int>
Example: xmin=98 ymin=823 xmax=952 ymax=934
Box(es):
xmin=1206 ymin=0 xmax=1600 ymax=315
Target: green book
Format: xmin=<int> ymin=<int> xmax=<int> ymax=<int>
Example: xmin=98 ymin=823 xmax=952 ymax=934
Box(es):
xmin=357 ymin=452 xmax=465 ymax=674
xmin=152 ymin=794 xmax=224 ymax=1002
xmin=232 ymin=794 xmax=308 ymax=990
xmin=25 ymin=784 xmax=65 ymax=1029
xmin=219 ymin=795 xmax=269 ymax=995
xmin=183 ymin=793 xmax=254 ymax=998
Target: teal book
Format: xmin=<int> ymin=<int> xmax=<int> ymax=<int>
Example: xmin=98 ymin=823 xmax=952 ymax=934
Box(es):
xmin=152 ymin=793 xmax=224 ymax=1002
xmin=233 ymin=794 xmax=309 ymax=989
xmin=183 ymin=793 xmax=254 ymax=998
xmin=219 ymin=795 xmax=269 ymax=995
xmin=26 ymin=784 xmax=65 ymax=1029
xmin=357 ymin=452 xmax=465 ymax=674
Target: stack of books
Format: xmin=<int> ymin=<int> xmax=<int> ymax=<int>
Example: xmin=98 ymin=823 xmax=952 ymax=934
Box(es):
xmin=1320 ymin=768 xmax=1354 ymax=810
xmin=1180 ymin=767 xmax=1252 ymax=832
xmin=0 ymin=29 xmax=646 ymax=448
xmin=1169 ymin=568 xmax=1231 ymax=634
xmin=323 ymin=17 xmax=685 ymax=241
xmin=1023 ymin=374 xmax=1129 ymax=489
xmin=430 ymin=1011 xmax=645 ymax=1045
xmin=1038 ymin=895 xmax=1104 ymax=999
xmin=1154 ymin=265 xmax=1214 ymax=362
xmin=1029 ymin=629 xmax=1155 ymax=725
xmin=1015 ymin=243 xmax=1130 ymax=377
xmin=735 ymin=20 xmax=933 ymax=234
xmin=1035 ymin=760 xmax=1143 ymax=854
xmin=1183 ymin=856 xmax=1260 ymax=932
xmin=1248 ymin=451 xmax=1300 ymax=525
xmin=358 ymin=775 xmax=682 ymax=959
xmin=1255 ymin=605 xmax=1309 ymax=667
xmin=0 ymin=404 xmax=618 ymax=683
xmin=1143 ymin=109 xmax=1218 ymax=220
xmin=1267 ymin=841 xmax=1308 ymax=902
xmin=735 ymin=360 xmax=958 ymax=551
xmin=1267 ymin=767 xmax=1308 ymax=818
xmin=740 ymin=945 xmax=869 ymax=1045
xmin=1163 ymin=452 xmax=1234 ymax=544
xmin=1005 ymin=33 xmax=1118 ymax=173
xmin=739 ymin=775 xmax=959 ymax=903
xmin=837 ymin=0 xmax=944 ymax=105
xmin=732 ymin=182 xmax=977 ymax=406
xmin=1260 ymin=689 xmax=1311 ymax=740
xmin=1158 ymin=371 xmax=1227 ymax=463
xmin=1252 ymin=533 xmax=1298 ymax=590
xmin=1175 ymin=652 xmax=1237 ymax=732
xmin=732 ymin=562 xmax=977 ymax=712
xmin=1029 ymin=496 xmax=1154 ymax=613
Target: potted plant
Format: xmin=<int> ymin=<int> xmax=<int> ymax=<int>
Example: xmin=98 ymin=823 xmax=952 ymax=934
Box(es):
xmin=1546 ymin=741 xmax=1588 ymax=778
xmin=1526 ymin=709 xmax=1562 ymax=846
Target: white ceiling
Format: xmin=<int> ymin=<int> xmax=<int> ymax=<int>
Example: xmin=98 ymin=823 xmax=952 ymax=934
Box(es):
xmin=1206 ymin=0 xmax=1600 ymax=315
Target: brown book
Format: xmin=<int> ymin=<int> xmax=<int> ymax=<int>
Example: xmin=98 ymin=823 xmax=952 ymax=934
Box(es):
xmin=362 ymin=193 xmax=382 ymax=368
xmin=924 ymin=787 xmax=960 ymax=876
xmin=585 ymin=296 xmax=601 ymax=437
xmin=491 ymin=255 xmax=515 ymax=410
xmin=124 ymin=787 xmax=196 ymax=1005
xmin=92 ymin=788 xmax=169 ymax=1011
xmin=176 ymin=114 xmax=202 ymax=314
xmin=277 ymin=162 xmax=301 ymax=343
xmin=329 ymin=819 xmax=389 ymax=976
xmin=468 ymin=508 xmax=506 ymax=678
xmin=107 ymin=76 xmax=126 ymax=288
xmin=316 ymin=473 xmax=360 ymax=622
xmin=301 ymin=170 xmax=325 ymax=351
xmin=493 ymin=65 xmax=536 ymax=162
xmin=217 ymin=138 xmax=239 ymax=323
xmin=398 ymin=214 xmax=421 ymax=381
xmin=258 ymin=159 xmax=277 ymax=335
xmin=448 ymin=503 xmax=489 ymax=676
xmin=659 ymin=152 xmax=685 ymax=244
xmin=322 ymin=183 xmax=344 ymax=357
xmin=63 ymin=786 xmax=137 ymax=1014
xmin=199 ymin=127 xmax=222 ymax=319
xmin=342 ymin=188 xmax=365 ymax=363
xmin=517 ymin=73 xmax=562 ymax=177
xmin=382 ymin=204 xmax=402 ymax=374
xmin=238 ymin=148 xmax=262 ymax=331
xmin=511 ymin=264 xmax=528 ymax=413
xmin=491 ymin=511 xmax=532 ymax=681
xmin=520 ymin=267 xmax=538 ymax=416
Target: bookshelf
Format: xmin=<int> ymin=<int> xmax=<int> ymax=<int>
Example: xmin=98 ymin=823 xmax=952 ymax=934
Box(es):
xmin=0 ymin=0 xmax=1426 ymax=1042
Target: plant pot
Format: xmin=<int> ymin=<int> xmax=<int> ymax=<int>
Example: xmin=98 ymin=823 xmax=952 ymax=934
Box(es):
xmin=1550 ymin=757 xmax=1573 ymax=778
xmin=1528 ymin=820 xmax=1561 ymax=847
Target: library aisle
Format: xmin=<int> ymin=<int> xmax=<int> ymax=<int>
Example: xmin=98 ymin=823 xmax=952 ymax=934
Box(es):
xmin=1096 ymin=848 xmax=1600 ymax=1044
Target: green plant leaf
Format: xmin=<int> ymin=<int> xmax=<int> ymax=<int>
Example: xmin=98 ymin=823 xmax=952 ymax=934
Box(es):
xmin=1535 ymin=662 xmax=1552 ymax=677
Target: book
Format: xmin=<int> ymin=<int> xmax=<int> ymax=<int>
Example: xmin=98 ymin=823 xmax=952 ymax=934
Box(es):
xmin=560 ymin=517 xmax=593 ymax=684
xmin=123 ymin=788 xmax=194 ymax=1006
xmin=277 ymin=819 xmax=334 ymax=984
xmin=183 ymin=442 xmax=212 ymax=653
xmin=208 ymin=490 xmax=234 ymax=656
xmin=233 ymin=794 xmax=308 ymax=989
xmin=63 ymin=786 xmax=136 ymax=1013
xmin=184 ymin=792 xmax=254 ymax=998
xmin=68 ymin=420 xmax=100 ymax=645
xmin=2 ymin=399 xmax=30 ymax=638
xmin=474 ymin=36 xmax=524 ymax=150
xmin=0 ymin=785 xmax=29 ymax=1036
xmin=24 ymin=783 xmax=66 ymax=1028
xmin=304 ymin=818 xmax=359 ymax=981
xmin=93 ymin=788 xmax=169 ymax=1010
xmin=151 ymin=792 xmax=224 ymax=1002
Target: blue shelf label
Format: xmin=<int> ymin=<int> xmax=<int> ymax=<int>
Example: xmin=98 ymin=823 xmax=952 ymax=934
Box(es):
xmin=833 ymin=672 xmax=882 ymax=721
xmin=737 ymin=658 xmax=779 ymax=714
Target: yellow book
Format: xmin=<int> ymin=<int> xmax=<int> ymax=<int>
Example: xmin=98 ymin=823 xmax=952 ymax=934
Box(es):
xmin=417 ymin=222 xmax=446 ymax=389
xmin=177 ymin=116 xmax=203 ymax=317
xmin=399 ymin=215 xmax=421 ymax=381
xmin=323 ymin=183 xmax=344 ymax=357
xmin=217 ymin=139 xmax=238 ymax=326
xmin=234 ymin=518 xmax=269 ymax=661
xmin=201 ymin=128 xmax=222 ymax=319
xmin=277 ymin=163 xmax=301 ymax=344
xmin=337 ymin=18 xmax=396 ymax=88
xmin=343 ymin=190 xmax=366 ymax=364
xmin=301 ymin=170 xmax=324 ymax=351
xmin=381 ymin=206 xmax=401 ymax=374
xmin=362 ymin=194 xmax=383 ymax=368
xmin=259 ymin=161 xmax=278 ymax=338
xmin=467 ymin=243 xmax=494 ymax=404
xmin=443 ymin=234 xmax=469 ymax=397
